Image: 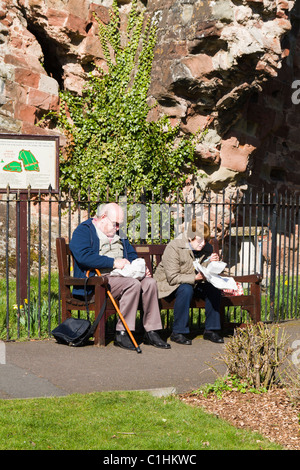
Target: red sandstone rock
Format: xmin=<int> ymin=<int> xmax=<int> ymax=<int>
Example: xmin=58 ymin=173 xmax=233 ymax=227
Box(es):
xmin=180 ymin=115 xmax=210 ymax=135
xmin=47 ymin=8 xmax=68 ymax=28
xmin=181 ymin=54 xmax=214 ymax=79
xmin=15 ymin=104 xmax=37 ymax=124
xmin=220 ymin=135 xmax=255 ymax=173
xmin=0 ymin=0 xmax=298 ymax=195
xmin=14 ymin=68 xmax=40 ymax=88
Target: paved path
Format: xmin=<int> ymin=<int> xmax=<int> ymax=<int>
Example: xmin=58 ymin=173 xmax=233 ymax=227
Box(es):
xmin=1 ymin=320 xmax=300 ymax=399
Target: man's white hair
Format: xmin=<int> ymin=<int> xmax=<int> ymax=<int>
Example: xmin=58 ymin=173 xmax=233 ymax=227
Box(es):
xmin=96 ymin=203 xmax=108 ymax=217
xmin=96 ymin=202 xmax=123 ymax=219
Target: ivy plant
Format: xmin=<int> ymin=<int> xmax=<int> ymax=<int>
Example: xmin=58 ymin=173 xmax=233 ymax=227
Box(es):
xmin=49 ymin=0 xmax=198 ymax=201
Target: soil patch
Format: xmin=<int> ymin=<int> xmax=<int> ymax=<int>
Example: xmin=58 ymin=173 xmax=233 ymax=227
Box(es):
xmin=180 ymin=387 xmax=300 ymax=450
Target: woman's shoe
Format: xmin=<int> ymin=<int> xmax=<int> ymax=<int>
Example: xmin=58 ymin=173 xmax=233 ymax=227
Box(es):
xmin=144 ymin=331 xmax=171 ymax=349
xmin=203 ymin=330 xmax=224 ymax=343
xmin=170 ymin=333 xmax=192 ymax=345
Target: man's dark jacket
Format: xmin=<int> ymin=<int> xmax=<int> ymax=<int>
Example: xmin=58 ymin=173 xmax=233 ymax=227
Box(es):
xmin=69 ymin=218 xmax=138 ymax=297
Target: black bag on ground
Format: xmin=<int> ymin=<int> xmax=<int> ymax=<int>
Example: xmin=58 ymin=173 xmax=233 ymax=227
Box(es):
xmin=51 ymin=317 xmax=93 ymax=346
xmin=51 ymin=276 xmax=107 ymax=347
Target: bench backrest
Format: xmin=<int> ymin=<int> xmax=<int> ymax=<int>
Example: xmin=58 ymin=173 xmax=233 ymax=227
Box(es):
xmin=56 ymin=237 xmax=219 ymax=279
xmin=133 ymin=238 xmax=219 ymax=276
xmin=133 ymin=244 xmax=165 ymax=276
xmin=56 ymin=237 xmax=75 ymax=282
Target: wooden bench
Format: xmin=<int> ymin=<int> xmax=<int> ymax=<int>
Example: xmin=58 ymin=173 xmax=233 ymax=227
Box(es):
xmin=56 ymin=237 xmax=262 ymax=346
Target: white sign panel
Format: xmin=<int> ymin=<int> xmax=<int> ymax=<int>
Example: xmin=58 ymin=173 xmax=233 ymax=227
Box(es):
xmin=0 ymin=134 xmax=59 ymax=191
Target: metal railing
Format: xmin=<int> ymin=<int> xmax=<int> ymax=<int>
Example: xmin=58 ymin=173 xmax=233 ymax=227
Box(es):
xmin=0 ymin=186 xmax=299 ymax=340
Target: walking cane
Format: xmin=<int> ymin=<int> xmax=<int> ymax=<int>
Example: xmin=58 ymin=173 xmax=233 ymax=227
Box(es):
xmin=86 ymin=269 xmax=142 ymax=354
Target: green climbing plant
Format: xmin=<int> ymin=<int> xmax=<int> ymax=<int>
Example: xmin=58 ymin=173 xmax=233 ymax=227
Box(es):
xmin=48 ymin=0 xmax=199 ymax=201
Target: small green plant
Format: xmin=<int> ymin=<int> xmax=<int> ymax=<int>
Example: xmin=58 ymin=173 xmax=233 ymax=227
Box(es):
xmin=45 ymin=0 xmax=199 ymax=202
xmin=17 ymin=297 xmax=58 ymax=338
xmin=0 ymin=274 xmax=60 ymax=341
xmin=200 ymin=375 xmax=267 ymax=399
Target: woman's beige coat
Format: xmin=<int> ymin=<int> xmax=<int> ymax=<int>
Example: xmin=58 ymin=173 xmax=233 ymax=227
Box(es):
xmin=153 ymin=233 xmax=213 ymax=299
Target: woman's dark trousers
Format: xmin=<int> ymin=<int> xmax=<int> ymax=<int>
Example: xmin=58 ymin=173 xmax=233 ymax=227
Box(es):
xmin=170 ymin=283 xmax=221 ymax=334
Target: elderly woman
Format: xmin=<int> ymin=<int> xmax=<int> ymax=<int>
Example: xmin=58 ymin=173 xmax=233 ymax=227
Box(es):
xmin=154 ymin=219 xmax=223 ymax=344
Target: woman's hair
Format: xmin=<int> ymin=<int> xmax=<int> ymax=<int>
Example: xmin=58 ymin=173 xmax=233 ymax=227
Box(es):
xmin=187 ymin=219 xmax=211 ymax=241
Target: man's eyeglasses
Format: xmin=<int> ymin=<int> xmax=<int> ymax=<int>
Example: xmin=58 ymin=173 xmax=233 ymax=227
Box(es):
xmin=106 ymin=214 xmax=120 ymax=228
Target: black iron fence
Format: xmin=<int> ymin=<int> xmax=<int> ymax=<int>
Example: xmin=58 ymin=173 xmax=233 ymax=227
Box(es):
xmin=0 ymin=187 xmax=299 ymax=340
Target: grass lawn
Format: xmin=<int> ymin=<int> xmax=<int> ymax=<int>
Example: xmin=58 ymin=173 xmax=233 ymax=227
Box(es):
xmin=0 ymin=391 xmax=282 ymax=450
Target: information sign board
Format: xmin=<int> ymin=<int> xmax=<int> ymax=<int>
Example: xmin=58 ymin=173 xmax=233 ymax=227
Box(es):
xmin=0 ymin=134 xmax=59 ymax=192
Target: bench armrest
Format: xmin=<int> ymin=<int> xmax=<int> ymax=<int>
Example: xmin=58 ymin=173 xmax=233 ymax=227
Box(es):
xmin=62 ymin=276 xmax=108 ymax=287
xmin=232 ymin=274 xmax=262 ymax=284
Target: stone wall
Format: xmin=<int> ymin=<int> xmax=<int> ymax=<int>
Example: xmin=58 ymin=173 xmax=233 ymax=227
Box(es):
xmin=146 ymin=0 xmax=299 ymax=195
xmin=0 ymin=0 xmax=299 ymax=196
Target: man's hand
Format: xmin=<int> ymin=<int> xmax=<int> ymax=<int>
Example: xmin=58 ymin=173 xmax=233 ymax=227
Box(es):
xmin=145 ymin=267 xmax=152 ymax=277
xmin=113 ymin=258 xmax=130 ymax=269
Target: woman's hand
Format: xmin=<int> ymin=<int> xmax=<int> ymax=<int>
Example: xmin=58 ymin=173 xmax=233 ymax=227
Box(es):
xmin=195 ymin=272 xmax=205 ymax=281
xmin=210 ymin=253 xmax=219 ymax=262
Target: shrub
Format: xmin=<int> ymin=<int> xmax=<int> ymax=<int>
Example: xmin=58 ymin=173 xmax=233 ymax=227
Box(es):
xmin=218 ymin=323 xmax=291 ymax=390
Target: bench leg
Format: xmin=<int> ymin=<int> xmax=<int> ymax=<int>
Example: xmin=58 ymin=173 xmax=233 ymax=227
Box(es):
xmin=245 ymin=302 xmax=261 ymax=324
xmin=250 ymin=304 xmax=261 ymax=324
xmin=61 ymin=302 xmax=71 ymax=322
xmin=94 ymin=315 xmax=106 ymax=347
xmin=250 ymin=283 xmax=261 ymax=323
xmin=93 ymin=285 xmax=107 ymax=347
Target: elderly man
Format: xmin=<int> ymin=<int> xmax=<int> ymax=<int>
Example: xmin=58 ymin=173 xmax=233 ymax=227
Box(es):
xmin=69 ymin=203 xmax=170 ymax=351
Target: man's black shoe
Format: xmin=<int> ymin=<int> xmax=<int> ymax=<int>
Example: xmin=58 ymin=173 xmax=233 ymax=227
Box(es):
xmin=203 ymin=330 xmax=224 ymax=343
xmin=114 ymin=330 xmax=137 ymax=351
xmin=170 ymin=333 xmax=192 ymax=345
xmin=144 ymin=331 xmax=171 ymax=349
